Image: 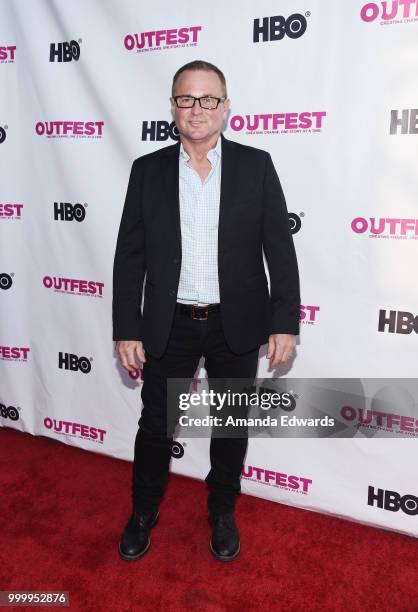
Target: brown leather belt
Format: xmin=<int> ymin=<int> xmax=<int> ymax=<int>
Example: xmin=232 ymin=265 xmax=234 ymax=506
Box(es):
xmin=175 ymin=302 xmax=220 ymax=320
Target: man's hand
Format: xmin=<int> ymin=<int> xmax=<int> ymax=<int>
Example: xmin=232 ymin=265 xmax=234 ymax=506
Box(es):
xmin=266 ymin=334 xmax=296 ymax=368
xmin=116 ymin=340 xmax=146 ymax=373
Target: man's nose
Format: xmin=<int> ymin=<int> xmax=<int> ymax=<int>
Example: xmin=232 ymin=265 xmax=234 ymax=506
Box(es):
xmin=190 ymin=99 xmax=202 ymax=115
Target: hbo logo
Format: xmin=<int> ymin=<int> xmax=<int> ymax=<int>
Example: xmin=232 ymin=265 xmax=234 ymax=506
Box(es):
xmin=58 ymin=352 xmax=92 ymax=373
xmin=54 ymin=202 xmax=86 ymax=222
xmin=171 ymin=441 xmax=185 ymax=459
xmin=0 ymin=403 xmax=19 ymax=421
xmin=49 ymin=40 xmax=81 ymax=62
xmin=253 ymin=14 xmax=308 ymax=42
xmin=368 ymin=486 xmax=418 ymax=516
xmin=0 ymin=273 xmax=13 ymax=290
xmin=289 ymin=213 xmax=302 ymax=234
xmin=378 ymin=310 xmax=418 ymax=334
xmin=141 ymin=121 xmax=180 ymax=141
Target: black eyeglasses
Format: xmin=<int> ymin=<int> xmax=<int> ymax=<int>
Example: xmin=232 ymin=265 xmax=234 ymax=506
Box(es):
xmin=173 ymin=95 xmax=226 ymax=110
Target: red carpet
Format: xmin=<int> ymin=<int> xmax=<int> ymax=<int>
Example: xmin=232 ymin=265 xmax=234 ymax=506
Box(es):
xmin=0 ymin=426 xmax=416 ymax=612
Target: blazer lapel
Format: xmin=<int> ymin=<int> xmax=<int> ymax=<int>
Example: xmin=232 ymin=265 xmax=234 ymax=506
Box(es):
xmin=218 ymin=133 xmax=238 ymax=251
xmin=160 ymin=142 xmax=181 ymax=251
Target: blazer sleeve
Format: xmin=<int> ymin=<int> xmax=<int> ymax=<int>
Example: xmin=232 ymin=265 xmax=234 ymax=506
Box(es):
xmin=112 ymin=159 xmax=146 ymax=341
xmin=262 ymin=152 xmax=301 ymax=335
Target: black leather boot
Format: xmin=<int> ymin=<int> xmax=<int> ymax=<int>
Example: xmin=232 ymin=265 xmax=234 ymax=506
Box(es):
xmin=209 ymin=512 xmax=240 ymax=561
xmin=118 ymin=510 xmax=159 ymax=561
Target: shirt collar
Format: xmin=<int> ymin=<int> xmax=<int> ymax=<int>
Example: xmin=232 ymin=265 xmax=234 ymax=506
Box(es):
xmin=179 ymin=135 xmax=222 ymax=164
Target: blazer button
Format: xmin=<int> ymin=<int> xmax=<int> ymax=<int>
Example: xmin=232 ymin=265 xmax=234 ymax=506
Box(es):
xmin=173 ymin=258 xmax=179 ymax=264
xmin=169 ymin=289 xmax=175 ymax=296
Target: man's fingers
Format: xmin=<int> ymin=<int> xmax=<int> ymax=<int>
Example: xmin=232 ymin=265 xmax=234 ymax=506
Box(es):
xmin=270 ymin=345 xmax=284 ymax=368
xmin=275 ymin=351 xmax=290 ymax=366
xmin=270 ymin=343 xmax=293 ymax=367
xmin=135 ymin=343 xmax=146 ymax=363
xmin=122 ymin=350 xmax=138 ymax=372
xmin=118 ymin=354 xmax=132 ymax=372
xmin=116 ymin=341 xmax=145 ymax=372
xmin=266 ymin=336 xmax=275 ymax=358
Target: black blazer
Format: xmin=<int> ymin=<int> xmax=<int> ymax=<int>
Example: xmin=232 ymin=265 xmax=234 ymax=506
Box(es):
xmin=112 ymin=133 xmax=300 ymax=357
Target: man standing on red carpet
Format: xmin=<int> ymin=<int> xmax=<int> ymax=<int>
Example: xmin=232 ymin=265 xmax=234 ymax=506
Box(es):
xmin=112 ymin=60 xmax=300 ymax=561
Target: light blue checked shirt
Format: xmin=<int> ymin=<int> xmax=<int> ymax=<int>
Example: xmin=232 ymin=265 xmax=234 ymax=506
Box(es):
xmin=176 ymin=136 xmax=222 ymax=306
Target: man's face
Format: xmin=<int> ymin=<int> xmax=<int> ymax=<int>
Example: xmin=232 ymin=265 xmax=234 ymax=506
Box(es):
xmin=170 ymin=69 xmax=230 ymax=143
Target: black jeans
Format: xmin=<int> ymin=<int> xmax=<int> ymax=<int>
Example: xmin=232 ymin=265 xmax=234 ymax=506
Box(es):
xmin=132 ymin=305 xmax=260 ymax=516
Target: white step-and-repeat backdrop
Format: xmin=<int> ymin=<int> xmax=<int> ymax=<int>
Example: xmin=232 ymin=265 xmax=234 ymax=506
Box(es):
xmin=1 ymin=0 xmax=418 ymax=538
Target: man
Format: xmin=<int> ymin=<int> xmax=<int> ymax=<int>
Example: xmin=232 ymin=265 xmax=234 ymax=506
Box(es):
xmin=113 ymin=60 xmax=300 ymax=562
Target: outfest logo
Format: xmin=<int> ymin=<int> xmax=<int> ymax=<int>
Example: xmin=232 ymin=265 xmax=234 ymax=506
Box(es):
xmin=35 ymin=121 xmax=104 ymax=139
xmin=124 ymin=26 xmax=202 ymax=53
xmin=360 ymin=1 xmax=418 ymax=25
xmin=0 ymin=203 xmax=23 ymax=219
xmin=242 ymin=465 xmax=313 ymax=494
xmin=300 ymin=305 xmax=320 ymax=325
xmin=0 ymin=45 xmax=16 ymax=63
xmin=44 ymin=417 xmax=107 ymax=444
xmin=351 ymin=217 xmax=418 ymax=239
xmin=43 ymin=276 xmax=104 ymax=297
xmin=341 ymin=405 xmax=418 ymax=436
xmin=229 ymin=112 xmax=326 ymax=135
xmin=0 ymin=346 xmax=30 ymax=361
xmin=129 ymin=368 xmax=144 ymax=381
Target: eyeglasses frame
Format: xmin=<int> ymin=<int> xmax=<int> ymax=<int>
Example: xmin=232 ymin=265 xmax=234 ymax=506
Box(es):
xmin=173 ymin=95 xmax=226 ymax=110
